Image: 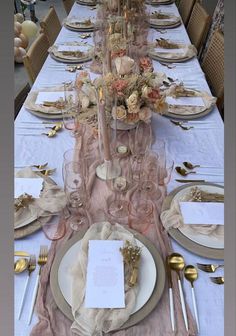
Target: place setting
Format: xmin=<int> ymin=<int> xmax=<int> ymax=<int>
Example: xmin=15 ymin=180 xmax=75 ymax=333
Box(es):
xmin=49 ymin=42 xmax=94 ymax=64
xmin=148 ymin=10 xmax=182 ymax=29
xmin=149 ymin=38 xmax=197 ymax=63
xmin=14 ymin=167 xmax=66 ymax=239
xmin=161 ymin=83 xmax=217 ymax=120
xmin=161 ymin=181 xmax=224 ymax=259
xmin=63 ymin=16 xmax=96 ymax=32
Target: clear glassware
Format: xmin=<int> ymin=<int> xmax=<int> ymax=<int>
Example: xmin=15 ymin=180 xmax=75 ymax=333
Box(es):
xmin=128 ymin=199 xmax=154 ymax=234
xmin=64 ymin=161 xmax=89 ymax=230
xmin=106 ymin=157 xmax=132 ymax=219
xmin=130 ymin=121 xmax=152 ymax=161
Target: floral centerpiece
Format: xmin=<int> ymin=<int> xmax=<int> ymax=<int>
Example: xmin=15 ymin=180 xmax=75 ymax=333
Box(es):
xmin=94 ymin=56 xmax=168 ymax=127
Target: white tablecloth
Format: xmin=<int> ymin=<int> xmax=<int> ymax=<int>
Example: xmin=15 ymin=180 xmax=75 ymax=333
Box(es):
xmin=14 ymin=2 xmax=224 ymax=336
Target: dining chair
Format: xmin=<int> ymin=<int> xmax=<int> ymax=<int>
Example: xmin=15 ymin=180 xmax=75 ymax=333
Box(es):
xmin=201 ymin=29 xmax=224 ymax=118
xmin=186 ymin=1 xmax=211 ymax=53
xmin=178 ymin=0 xmax=196 ymax=26
xmin=14 ymin=82 xmax=31 ymax=119
xmin=62 ymin=0 xmax=75 ymax=15
xmin=23 ymin=33 xmax=50 ymax=84
xmin=40 ymin=6 xmax=61 ymax=46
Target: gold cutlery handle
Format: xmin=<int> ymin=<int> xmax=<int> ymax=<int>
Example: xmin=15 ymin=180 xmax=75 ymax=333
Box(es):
xmin=14 ymin=251 xmax=30 ymax=257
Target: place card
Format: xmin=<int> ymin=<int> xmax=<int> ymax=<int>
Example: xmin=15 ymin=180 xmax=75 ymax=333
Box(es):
xmin=156 ymin=47 xmax=185 ymax=53
xmin=84 ymin=240 xmax=125 ymax=308
xmin=57 ymin=45 xmax=83 ymax=52
xmin=179 ymin=201 xmax=224 ymax=225
xmin=35 ymin=91 xmax=75 ymax=105
xmin=166 ymin=96 xmax=205 ymax=107
xmin=14 ymin=177 xmax=44 ymax=199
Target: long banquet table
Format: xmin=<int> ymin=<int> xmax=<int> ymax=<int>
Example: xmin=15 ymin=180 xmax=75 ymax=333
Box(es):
xmin=14 ymin=2 xmax=224 ymax=335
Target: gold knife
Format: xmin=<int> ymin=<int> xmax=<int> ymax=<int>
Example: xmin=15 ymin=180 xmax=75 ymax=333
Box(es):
xmin=14 ymin=251 xmax=30 ymax=257
xmin=166 ymin=256 xmax=175 ymax=332
xmin=175 ymin=179 xmax=224 ymax=183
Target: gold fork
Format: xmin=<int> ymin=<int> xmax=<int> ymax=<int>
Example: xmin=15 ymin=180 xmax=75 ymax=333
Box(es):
xmin=197 ymin=263 xmax=224 ymax=273
xmin=18 ymin=255 xmax=36 ymax=319
xmin=28 ymin=246 xmax=48 ymax=325
xmin=210 ymin=276 xmax=224 ymax=285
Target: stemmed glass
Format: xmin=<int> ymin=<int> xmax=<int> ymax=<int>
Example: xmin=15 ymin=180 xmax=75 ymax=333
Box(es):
xmin=130 ymin=121 xmax=152 ymax=161
xmin=128 ymin=198 xmax=154 ymax=234
xmin=106 ymin=157 xmax=132 ymax=219
xmin=62 ymin=80 xmax=85 ymax=138
xmin=64 ymin=161 xmax=89 ymax=230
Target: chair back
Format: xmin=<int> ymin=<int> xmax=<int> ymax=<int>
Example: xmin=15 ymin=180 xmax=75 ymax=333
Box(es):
xmin=62 ymin=0 xmax=74 ymax=15
xmin=187 ymin=1 xmax=211 ymax=52
xmin=15 ymin=83 xmax=31 ymax=119
xmin=178 ymin=0 xmax=196 ymax=26
xmin=23 ymin=33 xmax=50 ymax=84
xmin=201 ymin=29 xmax=224 ymax=114
xmin=40 ymin=6 xmax=61 ymax=46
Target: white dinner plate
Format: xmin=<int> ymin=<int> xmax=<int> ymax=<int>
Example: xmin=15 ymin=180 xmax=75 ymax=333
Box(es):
xmin=58 ymin=237 xmax=157 ymax=315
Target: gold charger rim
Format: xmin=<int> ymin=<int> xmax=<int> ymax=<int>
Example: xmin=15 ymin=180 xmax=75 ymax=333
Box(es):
xmin=64 ymin=22 xmax=95 ymax=32
xmin=149 ymin=52 xmax=195 ymax=63
xmin=76 ymin=0 xmax=97 ymax=6
xmin=161 ymin=182 xmax=224 ymax=260
xmin=49 ymin=51 xmax=92 ymax=64
xmin=50 ymin=226 xmax=166 ymax=330
xmin=164 ymin=104 xmax=214 ymax=120
xmin=146 ymin=0 xmax=175 ymax=5
xmin=149 ymin=19 xmax=181 ymax=29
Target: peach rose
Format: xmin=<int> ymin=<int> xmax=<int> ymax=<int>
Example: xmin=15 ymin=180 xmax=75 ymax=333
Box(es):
xmin=112 ymin=105 xmax=127 ymax=120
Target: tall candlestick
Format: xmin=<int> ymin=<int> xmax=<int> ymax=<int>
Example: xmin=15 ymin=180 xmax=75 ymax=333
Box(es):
xmin=118 ymin=0 xmax=121 ymax=16
xmin=98 ymin=88 xmax=111 ymax=161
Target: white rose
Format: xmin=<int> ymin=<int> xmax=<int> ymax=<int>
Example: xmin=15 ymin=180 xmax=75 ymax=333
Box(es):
xmin=112 ymin=105 xmax=127 ymax=120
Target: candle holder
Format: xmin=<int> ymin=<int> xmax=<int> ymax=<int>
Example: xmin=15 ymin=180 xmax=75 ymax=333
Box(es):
xmin=95 ymin=87 xmax=121 ymax=180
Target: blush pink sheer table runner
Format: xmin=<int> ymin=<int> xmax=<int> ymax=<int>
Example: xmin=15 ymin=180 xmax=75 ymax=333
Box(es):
xmin=30 ymin=127 xmax=197 ymax=336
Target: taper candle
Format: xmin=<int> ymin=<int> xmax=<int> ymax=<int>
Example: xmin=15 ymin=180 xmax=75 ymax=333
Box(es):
xmin=98 ymin=87 xmax=111 ymax=161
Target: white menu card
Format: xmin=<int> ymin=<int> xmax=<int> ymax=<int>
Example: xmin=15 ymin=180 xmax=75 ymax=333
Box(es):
xmin=166 ymin=96 xmax=205 ymax=106
xmin=84 ymin=240 xmax=125 ymax=308
xmin=14 ymin=177 xmax=44 ymax=198
xmin=179 ymin=202 xmax=224 ymax=225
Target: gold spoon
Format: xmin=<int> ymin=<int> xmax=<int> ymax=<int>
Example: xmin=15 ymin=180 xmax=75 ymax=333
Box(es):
xmin=168 ymin=253 xmax=188 ymax=331
xmin=14 ymin=258 xmax=29 ymax=274
xmin=175 ymin=166 xmax=196 ymax=177
xmin=38 ymin=168 xmax=56 ymax=176
xmin=184 ymin=265 xmax=200 ymax=332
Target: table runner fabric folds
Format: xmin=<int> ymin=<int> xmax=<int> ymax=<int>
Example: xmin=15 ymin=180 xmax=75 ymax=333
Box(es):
xmin=30 ymin=125 xmax=197 ymax=336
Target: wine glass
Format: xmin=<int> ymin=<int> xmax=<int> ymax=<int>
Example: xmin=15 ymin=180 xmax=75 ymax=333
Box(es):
xmin=106 ymin=157 xmax=132 ymax=219
xmin=64 ymin=161 xmax=89 ymax=230
xmin=130 ymin=121 xmax=152 ymax=161
xmin=128 ymin=198 xmax=154 ymax=234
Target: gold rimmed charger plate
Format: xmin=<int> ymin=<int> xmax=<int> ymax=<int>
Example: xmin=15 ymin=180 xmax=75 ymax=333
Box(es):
xmin=150 ymin=20 xmax=182 ymax=29
xmin=64 ymin=22 xmax=95 ymax=32
xmin=14 ymin=174 xmax=56 ymax=239
xmin=26 ymin=109 xmax=63 ymax=120
xmin=146 ymin=0 xmax=175 ymax=5
xmin=161 ymin=182 xmax=224 ymax=260
xmin=149 ymin=51 xmax=195 ymax=63
xmin=49 ymin=52 xmax=92 ymax=64
xmin=76 ymin=0 xmax=97 ymax=6
xmin=163 ymin=89 xmax=216 ymax=120
xmin=50 ymin=227 xmax=166 ymax=330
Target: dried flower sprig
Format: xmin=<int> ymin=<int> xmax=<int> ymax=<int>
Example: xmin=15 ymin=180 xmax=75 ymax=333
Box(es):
xmin=14 ymin=193 xmax=34 ymax=212
xmin=120 ymin=240 xmax=142 ymax=287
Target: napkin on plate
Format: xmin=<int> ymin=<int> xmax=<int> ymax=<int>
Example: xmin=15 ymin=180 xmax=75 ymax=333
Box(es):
xmin=14 ymin=167 xmax=67 ymax=228
xmin=70 ymin=222 xmax=139 ymax=336
xmin=160 ymin=189 xmax=224 ymax=238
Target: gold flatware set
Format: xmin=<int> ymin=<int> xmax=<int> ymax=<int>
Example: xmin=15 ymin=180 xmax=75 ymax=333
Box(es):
xmin=14 ymin=246 xmax=48 ymax=323
xmin=170 ymin=119 xmax=216 ymax=131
